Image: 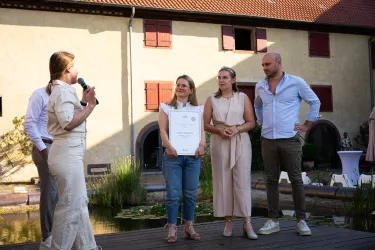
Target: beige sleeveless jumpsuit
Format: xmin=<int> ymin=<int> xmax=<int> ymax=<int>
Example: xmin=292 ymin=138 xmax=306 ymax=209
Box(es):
xmin=210 ymin=92 xmax=252 ymax=217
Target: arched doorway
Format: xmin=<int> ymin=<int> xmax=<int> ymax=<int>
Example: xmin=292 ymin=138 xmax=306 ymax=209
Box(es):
xmin=305 ymin=119 xmax=341 ymax=168
xmin=136 ymin=122 xmax=164 ymax=172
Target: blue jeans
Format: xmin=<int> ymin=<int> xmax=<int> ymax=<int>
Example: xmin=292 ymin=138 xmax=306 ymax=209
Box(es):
xmin=163 ymin=155 xmax=201 ymax=224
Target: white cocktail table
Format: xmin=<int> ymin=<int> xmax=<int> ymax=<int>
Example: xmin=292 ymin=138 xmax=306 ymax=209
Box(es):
xmin=337 ymin=151 xmax=363 ymax=186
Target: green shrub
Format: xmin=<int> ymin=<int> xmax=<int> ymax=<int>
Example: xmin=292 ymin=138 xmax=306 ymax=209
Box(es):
xmin=307 ymin=169 xmax=331 ymax=185
xmin=1 ymin=116 xmax=32 ymax=155
xmin=88 ymin=156 xmax=146 ymax=208
xmin=199 ymin=132 xmax=213 ymax=200
xmin=0 ymin=116 xmax=32 ymax=169
xmin=249 ymin=125 xmax=264 ymax=170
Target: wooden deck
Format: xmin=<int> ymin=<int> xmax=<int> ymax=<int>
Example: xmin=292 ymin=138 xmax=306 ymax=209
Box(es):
xmin=2 ymin=217 xmax=375 ymax=250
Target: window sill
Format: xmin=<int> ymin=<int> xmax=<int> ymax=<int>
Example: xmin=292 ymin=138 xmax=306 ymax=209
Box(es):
xmin=144 ymin=45 xmax=172 ymax=50
xmin=309 ymin=55 xmax=330 ymax=58
xmin=232 ymin=50 xmax=255 ymax=54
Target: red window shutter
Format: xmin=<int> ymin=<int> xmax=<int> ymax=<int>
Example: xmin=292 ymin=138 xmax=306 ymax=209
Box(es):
xmin=309 ymin=33 xmax=330 ymax=57
xmin=157 ymin=21 xmax=172 ymax=47
xmin=371 ymin=42 xmax=375 ymax=70
xmin=256 ymin=28 xmax=267 ymax=53
xmin=222 ymin=25 xmax=234 ymax=50
xmin=311 ymin=85 xmax=333 ymax=112
xmin=145 ymin=82 xmax=159 ymax=110
xmin=144 ymin=20 xmax=157 ymax=47
xmin=158 ymin=82 xmax=173 ymax=105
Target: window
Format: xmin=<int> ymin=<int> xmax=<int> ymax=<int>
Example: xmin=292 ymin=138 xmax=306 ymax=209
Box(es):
xmin=235 ymin=28 xmax=253 ymax=51
xmin=222 ymin=26 xmax=267 ymax=52
xmin=309 ymin=32 xmax=330 ymax=57
xmin=145 ymin=81 xmax=173 ymax=111
xmin=311 ymin=85 xmax=333 ymax=112
xmin=144 ymin=20 xmax=172 ymax=48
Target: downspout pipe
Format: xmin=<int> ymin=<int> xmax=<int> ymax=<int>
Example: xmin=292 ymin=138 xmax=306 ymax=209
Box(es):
xmin=129 ymin=7 xmax=135 ymax=156
xmin=369 ymin=36 xmax=374 ymax=109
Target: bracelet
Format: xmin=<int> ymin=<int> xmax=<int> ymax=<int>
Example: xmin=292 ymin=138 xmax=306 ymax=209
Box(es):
xmin=80 ymin=101 xmax=87 ymax=106
xmin=237 ymin=126 xmax=241 ymax=133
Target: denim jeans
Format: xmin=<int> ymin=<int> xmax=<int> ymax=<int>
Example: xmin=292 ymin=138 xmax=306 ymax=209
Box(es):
xmin=163 ymin=155 xmax=201 ymax=224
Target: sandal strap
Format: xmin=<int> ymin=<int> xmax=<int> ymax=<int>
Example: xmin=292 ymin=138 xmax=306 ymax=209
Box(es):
xmin=166 ymin=224 xmax=177 ymax=242
xmin=185 ymin=222 xmax=200 ymax=239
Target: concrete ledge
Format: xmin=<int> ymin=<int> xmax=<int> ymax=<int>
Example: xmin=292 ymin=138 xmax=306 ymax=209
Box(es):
xmin=252 ymin=180 xmax=356 ymax=200
xmin=145 ymin=184 xmax=166 ymax=192
xmin=0 ymin=181 xmax=360 ymax=207
xmin=0 ymin=193 xmax=28 ymax=206
xmin=28 ymin=192 xmax=40 ymax=205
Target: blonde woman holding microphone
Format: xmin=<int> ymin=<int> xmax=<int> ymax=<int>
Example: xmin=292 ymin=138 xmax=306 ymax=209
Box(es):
xmin=46 ymin=51 xmax=101 ymax=250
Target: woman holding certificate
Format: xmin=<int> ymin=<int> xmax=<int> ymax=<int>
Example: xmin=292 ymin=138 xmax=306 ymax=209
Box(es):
xmin=203 ymin=66 xmax=257 ymax=239
xmin=158 ymin=75 xmax=206 ymax=243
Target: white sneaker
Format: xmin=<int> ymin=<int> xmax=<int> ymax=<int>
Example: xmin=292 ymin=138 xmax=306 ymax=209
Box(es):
xmin=39 ymin=235 xmax=52 ymax=250
xmin=298 ymin=220 xmax=312 ymax=236
xmin=257 ymin=219 xmax=280 ymax=235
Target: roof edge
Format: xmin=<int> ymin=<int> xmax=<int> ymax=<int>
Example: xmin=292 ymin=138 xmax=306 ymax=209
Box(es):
xmin=1 ymin=0 xmax=374 ymax=35
xmin=46 ymin=0 xmax=375 ymax=30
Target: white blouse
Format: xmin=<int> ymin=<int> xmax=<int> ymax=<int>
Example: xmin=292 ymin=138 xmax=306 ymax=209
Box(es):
xmin=159 ymin=101 xmax=204 ymax=116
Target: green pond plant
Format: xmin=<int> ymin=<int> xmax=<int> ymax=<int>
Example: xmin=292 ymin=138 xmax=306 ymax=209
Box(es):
xmin=116 ymin=202 xmax=214 ymax=220
xmin=343 ymin=174 xmax=375 ymax=233
xmin=88 ymin=155 xmax=147 ymax=208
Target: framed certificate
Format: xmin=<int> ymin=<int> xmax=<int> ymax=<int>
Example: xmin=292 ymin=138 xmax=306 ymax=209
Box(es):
xmin=169 ymin=110 xmax=201 ymax=155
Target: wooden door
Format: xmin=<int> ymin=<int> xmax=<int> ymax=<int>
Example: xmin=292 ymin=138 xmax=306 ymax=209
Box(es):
xmin=237 ymin=85 xmax=256 ymax=120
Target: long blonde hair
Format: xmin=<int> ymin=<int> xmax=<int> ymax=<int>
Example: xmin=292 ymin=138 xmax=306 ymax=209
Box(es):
xmin=45 ymin=51 xmax=75 ymax=95
xmin=169 ymin=75 xmax=198 ymax=109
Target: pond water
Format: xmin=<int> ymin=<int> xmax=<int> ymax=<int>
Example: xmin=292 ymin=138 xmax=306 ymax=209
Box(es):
xmin=0 ymin=205 xmax=374 ymax=245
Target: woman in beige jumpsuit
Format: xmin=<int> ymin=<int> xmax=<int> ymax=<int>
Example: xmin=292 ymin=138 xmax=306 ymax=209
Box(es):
xmin=46 ymin=51 xmax=101 ymax=250
xmin=203 ymin=66 xmax=257 ymax=239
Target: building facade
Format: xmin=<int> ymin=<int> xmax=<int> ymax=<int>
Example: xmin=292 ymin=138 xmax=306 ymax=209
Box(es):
xmin=1 ymin=0 xmax=375 ymax=181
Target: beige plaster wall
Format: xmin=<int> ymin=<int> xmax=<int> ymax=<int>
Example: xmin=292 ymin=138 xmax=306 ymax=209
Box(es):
xmin=131 ymin=20 xmax=371 ymax=145
xmin=0 ymin=9 xmax=372 ymax=181
xmin=0 ymin=8 xmax=129 ymax=181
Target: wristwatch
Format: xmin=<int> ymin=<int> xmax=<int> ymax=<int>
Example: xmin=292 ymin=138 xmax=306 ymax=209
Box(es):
xmin=80 ymin=101 xmax=87 ymax=106
xmin=237 ymin=126 xmax=241 ymax=133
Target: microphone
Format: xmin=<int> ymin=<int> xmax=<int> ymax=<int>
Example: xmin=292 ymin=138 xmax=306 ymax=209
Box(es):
xmin=78 ymin=77 xmax=99 ymax=105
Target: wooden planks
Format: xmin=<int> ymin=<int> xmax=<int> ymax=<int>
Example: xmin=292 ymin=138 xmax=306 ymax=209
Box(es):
xmin=1 ymin=217 xmax=374 ymax=249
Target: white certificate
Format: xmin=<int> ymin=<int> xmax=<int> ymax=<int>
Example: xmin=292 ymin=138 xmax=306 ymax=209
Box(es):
xmin=169 ymin=110 xmax=201 ymax=155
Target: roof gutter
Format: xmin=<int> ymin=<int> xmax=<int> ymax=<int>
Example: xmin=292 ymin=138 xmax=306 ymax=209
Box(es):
xmin=129 ymin=6 xmax=135 ymax=157
xmin=369 ymin=36 xmax=374 ymax=109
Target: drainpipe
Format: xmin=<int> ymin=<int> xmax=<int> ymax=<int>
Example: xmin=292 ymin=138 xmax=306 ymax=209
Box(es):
xmin=129 ymin=7 xmax=135 ymax=156
xmin=369 ymin=36 xmax=374 ymax=109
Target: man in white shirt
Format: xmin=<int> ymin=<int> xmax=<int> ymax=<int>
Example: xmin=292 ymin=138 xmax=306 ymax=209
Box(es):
xmin=24 ymin=84 xmax=58 ymax=250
